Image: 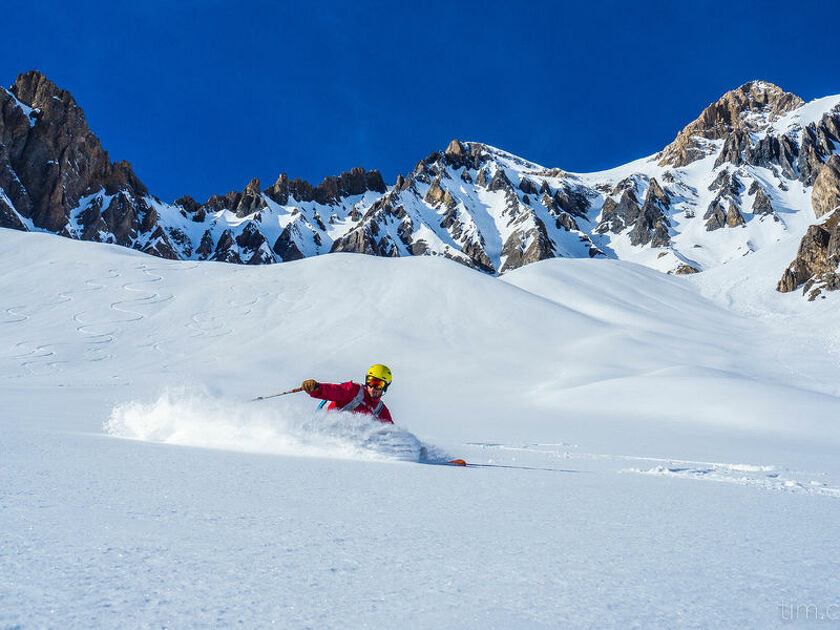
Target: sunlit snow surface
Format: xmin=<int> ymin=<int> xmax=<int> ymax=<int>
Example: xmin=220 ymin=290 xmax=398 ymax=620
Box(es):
xmin=3 ymin=229 xmax=840 ymax=628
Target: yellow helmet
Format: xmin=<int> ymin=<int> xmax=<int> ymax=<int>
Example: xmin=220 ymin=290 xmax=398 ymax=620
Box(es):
xmin=366 ymin=364 xmax=392 ymax=389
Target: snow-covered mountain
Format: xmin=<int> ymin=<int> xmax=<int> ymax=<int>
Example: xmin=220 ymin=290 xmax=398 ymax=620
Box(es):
xmin=2 ymin=72 xmax=840 ymax=294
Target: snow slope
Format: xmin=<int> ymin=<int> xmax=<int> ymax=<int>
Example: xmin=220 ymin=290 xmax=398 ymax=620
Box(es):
xmin=2 ymin=228 xmax=840 ymax=628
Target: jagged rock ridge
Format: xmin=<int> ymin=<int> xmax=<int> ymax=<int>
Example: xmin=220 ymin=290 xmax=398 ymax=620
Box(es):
xmin=2 ymin=71 xmax=840 ymax=290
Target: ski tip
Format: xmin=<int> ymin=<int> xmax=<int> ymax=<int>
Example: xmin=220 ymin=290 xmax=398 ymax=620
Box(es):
xmin=447 ymin=458 xmax=468 ymax=467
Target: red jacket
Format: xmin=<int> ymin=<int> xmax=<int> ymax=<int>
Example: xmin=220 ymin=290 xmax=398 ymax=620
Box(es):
xmin=309 ymin=381 xmax=394 ymax=424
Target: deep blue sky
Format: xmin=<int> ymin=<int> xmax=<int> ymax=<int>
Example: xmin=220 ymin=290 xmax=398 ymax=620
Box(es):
xmin=4 ymin=1 xmax=839 ymax=203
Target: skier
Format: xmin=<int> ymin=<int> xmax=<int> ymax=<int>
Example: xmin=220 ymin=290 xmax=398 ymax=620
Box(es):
xmin=301 ymin=364 xmax=394 ymax=424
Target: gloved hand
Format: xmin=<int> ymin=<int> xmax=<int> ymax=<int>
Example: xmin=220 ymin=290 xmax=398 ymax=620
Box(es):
xmin=301 ymin=379 xmax=320 ymax=393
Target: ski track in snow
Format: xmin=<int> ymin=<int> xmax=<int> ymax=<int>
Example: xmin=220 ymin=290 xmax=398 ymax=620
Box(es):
xmin=2 ymin=304 xmax=29 ymax=324
xmin=2 ymin=264 xmax=178 ymax=378
xmin=465 ymin=441 xmax=840 ymax=499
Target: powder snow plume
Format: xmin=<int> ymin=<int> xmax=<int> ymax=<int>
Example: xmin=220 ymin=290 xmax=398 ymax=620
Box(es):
xmin=104 ymin=388 xmax=448 ymax=463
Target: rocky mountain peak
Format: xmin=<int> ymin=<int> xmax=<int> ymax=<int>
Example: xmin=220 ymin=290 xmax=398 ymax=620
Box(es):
xmin=1 ymin=70 xmax=153 ymax=235
xmin=11 ymin=70 xmax=75 ymax=111
xmin=444 ymin=139 xmax=466 ymax=162
xmin=659 ymin=81 xmax=804 ymax=167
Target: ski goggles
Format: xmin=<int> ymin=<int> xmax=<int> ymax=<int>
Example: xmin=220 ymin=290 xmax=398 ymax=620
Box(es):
xmin=366 ymin=376 xmax=389 ymax=390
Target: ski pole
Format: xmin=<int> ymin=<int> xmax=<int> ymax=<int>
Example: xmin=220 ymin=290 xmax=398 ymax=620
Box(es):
xmin=250 ymin=387 xmax=304 ymax=402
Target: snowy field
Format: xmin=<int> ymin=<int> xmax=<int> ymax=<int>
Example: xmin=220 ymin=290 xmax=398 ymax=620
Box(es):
xmin=3 ymin=228 xmax=840 ymax=628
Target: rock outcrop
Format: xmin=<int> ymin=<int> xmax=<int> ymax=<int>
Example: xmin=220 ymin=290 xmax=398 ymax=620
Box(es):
xmin=596 ymin=178 xmax=670 ymax=247
xmin=659 ymin=81 xmax=804 ymax=168
xmin=811 ymin=155 xmax=840 ymax=219
xmin=778 ymin=210 xmax=840 ymax=299
xmin=777 ymin=157 xmax=840 ymax=296
xmin=0 ymin=71 xmax=148 ymax=236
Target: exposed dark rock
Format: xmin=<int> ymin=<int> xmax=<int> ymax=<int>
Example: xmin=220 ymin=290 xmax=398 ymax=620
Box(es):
xmin=812 ymin=155 xmax=840 ymax=219
xmin=709 ymin=169 xmax=744 ymax=196
xmin=264 ymin=173 xmax=291 ymax=205
xmin=714 ymin=129 xmax=752 ymax=168
xmin=234 ymin=178 xmax=267 ymax=217
xmin=519 ymin=177 xmax=538 ymax=195
xmin=555 ymin=212 xmax=579 ymax=232
xmin=425 ymin=177 xmax=446 ymax=206
xmin=412 ymin=161 xmax=431 ymax=185
xmin=409 ymin=240 xmax=428 ymax=255
xmin=166 ymin=227 xmax=192 ymax=257
xmin=798 ymin=128 xmax=825 ymax=186
xmin=553 ymin=186 xmax=589 ymax=219
xmin=313 ymin=177 xmax=340 ymax=205
xmin=751 ymin=188 xmax=774 ymax=215
xmin=139 ymin=203 xmax=159 ymax=234
xmin=630 ymin=179 xmax=671 ymax=247
xmin=674 ymin=264 xmax=700 ymax=275
xmin=175 ymin=195 xmax=201 ymax=213
xmin=0 ymin=192 xmax=26 ymax=230
xmin=704 ymin=200 xmax=727 ymax=231
xmin=78 ymin=196 xmax=106 ymax=240
xmin=709 ymin=170 xmax=729 ymax=191
xmin=540 ymin=193 xmax=560 ymax=214
xmin=309 ymin=167 xmax=387 ymax=205
xmin=236 ymin=221 xmax=268 ymax=252
xmin=273 ymin=225 xmax=305 ymax=261
xmin=499 ymin=217 xmax=555 ymax=273
xmin=597 ymin=179 xmax=670 ymax=246
xmin=798 ymin=110 xmax=840 ymax=186
xmin=204 ymin=190 xmax=240 ymax=213
xmin=462 ymin=238 xmax=494 ymax=273
xmin=364 ymin=169 xmax=387 ymax=193
xmin=246 ymin=247 xmax=274 ymax=265
xmin=487 ymin=168 xmax=513 ymax=192
xmin=330 ymin=222 xmax=396 ymax=257
xmin=288 ymin=178 xmax=316 ymax=202
xmin=660 ymin=81 xmax=804 ymax=168
xmin=745 ymin=134 xmax=798 ymax=179
xmin=443 ymin=139 xmax=468 ymax=168
xmin=439 ymin=204 xmax=461 ymax=231
xmin=140 ymin=226 xmax=178 ymax=260
xmin=396 ymin=218 xmax=414 ymax=249
xmin=102 ymin=193 xmax=140 ymax=245
xmin=596 ymin=195 xmax=628 ymax=234
xmin=1 ymin=71 xmax=150 ymax=236
xmin=442 ymin=190 xmax=457 ymax=209
xmin=726 ymin=201 xmax=745 ymax=227
xmin=211 ymin=230 xmax=242 ymax=263
xmin=196 ymin=230 xmax=214 ymax=259
xmin=777 ymin=210 xmax=840 ymax=296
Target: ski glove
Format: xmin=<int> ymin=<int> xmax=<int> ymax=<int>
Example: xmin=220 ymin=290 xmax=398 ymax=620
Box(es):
xmin=301 ymin=379 xmax=320 ymax=393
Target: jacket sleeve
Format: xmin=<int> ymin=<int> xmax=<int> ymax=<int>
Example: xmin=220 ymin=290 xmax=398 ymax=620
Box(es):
xmin=377 ymin=405 xmax=394 ymax=424
xmin=308 ymin=381 xmax=359 ymax=405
